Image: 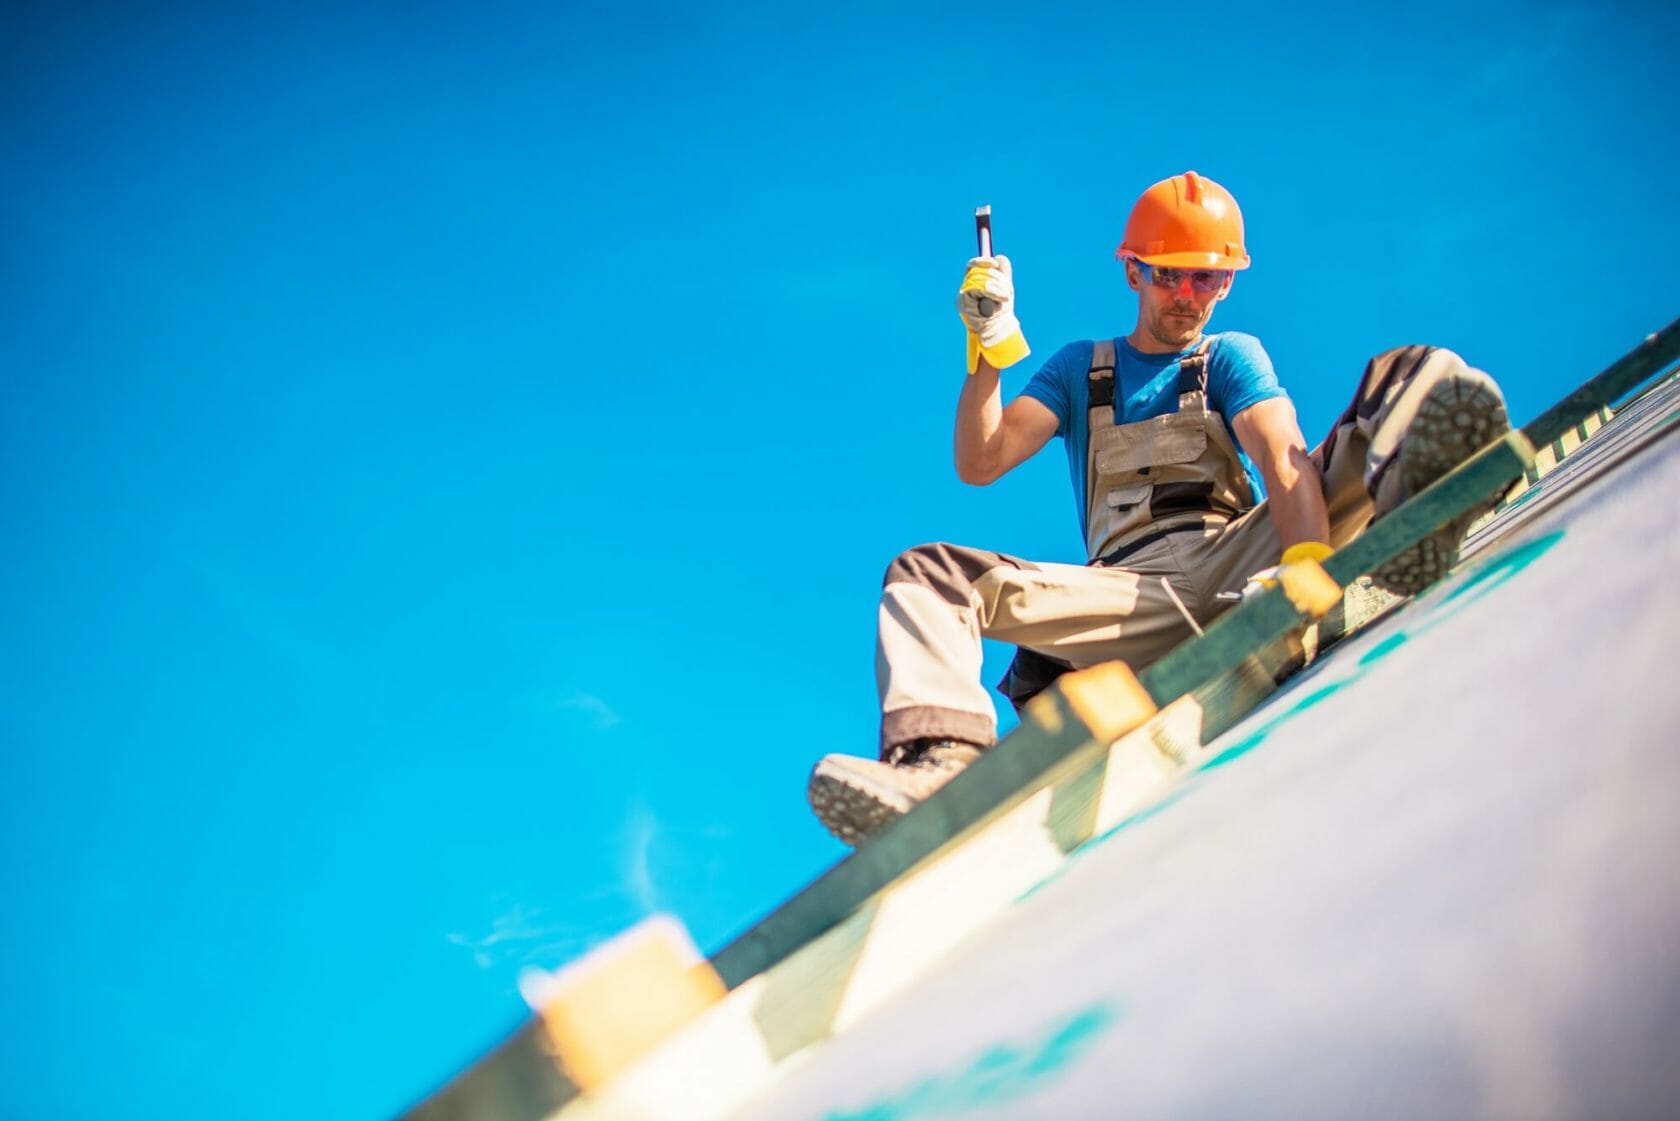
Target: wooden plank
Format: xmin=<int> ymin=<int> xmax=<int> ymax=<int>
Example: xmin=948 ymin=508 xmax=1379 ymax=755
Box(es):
xmin=1522 ymin=317 xmax=1680 ymax=448
xmin=1484 ymin=394 xmax=1621 ymax=525
xmin=525 ymin=917 xmax=726 ymax=1091
xmin=403 ymin=1022 xmax=573 ymax=1121
xmin=711 ymin=664 xmax=1146 ymax=989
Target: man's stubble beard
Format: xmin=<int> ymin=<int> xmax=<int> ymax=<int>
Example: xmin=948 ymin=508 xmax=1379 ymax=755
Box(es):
xmin=1149 ymin=308 xmax=1204 ymax=349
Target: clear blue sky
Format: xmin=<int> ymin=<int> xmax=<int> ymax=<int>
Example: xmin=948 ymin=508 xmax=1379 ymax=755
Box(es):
xmin=3 ymin=2 xmax=1676 ymax=1118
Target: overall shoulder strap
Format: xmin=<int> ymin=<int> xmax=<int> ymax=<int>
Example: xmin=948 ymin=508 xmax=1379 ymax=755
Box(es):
xmin=1174 ymin=336 xmax=1217 ymax=401
xmin=1088 ymin=339 xmax=1117 ymax=412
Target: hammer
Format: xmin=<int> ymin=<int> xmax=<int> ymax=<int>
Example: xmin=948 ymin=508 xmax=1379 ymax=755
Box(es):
xmin=973 ymin=205 xmax=996 ymax=318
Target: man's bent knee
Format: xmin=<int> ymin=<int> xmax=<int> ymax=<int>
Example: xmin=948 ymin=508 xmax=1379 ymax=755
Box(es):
xmin=883 ymin=542 xmax=1023 ymax=604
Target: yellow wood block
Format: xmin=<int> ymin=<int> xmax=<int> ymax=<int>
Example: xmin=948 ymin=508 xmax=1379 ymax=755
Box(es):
xmin=1055 ymin=660 xmax=1157 ymax=745
xmin=1279 ymin=558 xmax=1342 ymax=620
xmin=1022 ymin=690 xmax=1064 ymax=736
xmin=528 ymin=915 xmax=726 ymax=1091
xmin=1504 ymin=429 xmax=1538 ymax=467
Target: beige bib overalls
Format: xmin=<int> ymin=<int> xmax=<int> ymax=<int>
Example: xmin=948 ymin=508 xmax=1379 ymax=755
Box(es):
xmin=1083 ymin=337 xmax=1255 ymax=563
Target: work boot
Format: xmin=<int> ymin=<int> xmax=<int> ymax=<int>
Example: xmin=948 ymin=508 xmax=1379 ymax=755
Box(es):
xmin=807 ymin=739 xmax=984 ymax=846
xmin=1371 ymin=366 xmax=1510 ymax=596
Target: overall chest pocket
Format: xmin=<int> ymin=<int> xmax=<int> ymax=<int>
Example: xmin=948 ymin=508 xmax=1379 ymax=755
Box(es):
xmin=1093 ymin=422 xmax=1208 ymax=477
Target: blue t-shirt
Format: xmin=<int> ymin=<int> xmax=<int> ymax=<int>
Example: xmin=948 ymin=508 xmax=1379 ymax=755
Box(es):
xmin=1020 ymin=331 xmax=1285 ymax=544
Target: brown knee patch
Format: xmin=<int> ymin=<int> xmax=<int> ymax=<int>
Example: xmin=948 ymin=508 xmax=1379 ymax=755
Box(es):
xmin=882 ymin=543 xmax=1034 ymax=606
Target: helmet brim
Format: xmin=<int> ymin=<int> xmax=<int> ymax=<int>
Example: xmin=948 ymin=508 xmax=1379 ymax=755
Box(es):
xmin=1128 ymin=250 xmax=1251 ymax=270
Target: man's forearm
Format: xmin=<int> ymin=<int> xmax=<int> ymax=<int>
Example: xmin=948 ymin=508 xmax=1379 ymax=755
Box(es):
xmin=1262 ymin=445 xmax=1331 ymax=549
xmin=953 ymin=358 xmax=1006 ymax=484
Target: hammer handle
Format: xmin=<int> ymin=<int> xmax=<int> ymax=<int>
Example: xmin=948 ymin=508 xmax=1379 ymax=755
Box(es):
xmin=973 ymin=206 xmax=996 ymax=317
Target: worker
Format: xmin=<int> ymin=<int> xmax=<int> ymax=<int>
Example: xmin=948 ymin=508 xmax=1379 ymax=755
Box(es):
xmin=808 ymin=170 xmax=1510 ymax=845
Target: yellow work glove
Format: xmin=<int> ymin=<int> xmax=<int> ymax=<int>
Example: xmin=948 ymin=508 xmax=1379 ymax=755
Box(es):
xmin=955 ymin=255 xmax=1031 ymax=374
xmin=1240 ymin=541 xmax=1335 ymax=601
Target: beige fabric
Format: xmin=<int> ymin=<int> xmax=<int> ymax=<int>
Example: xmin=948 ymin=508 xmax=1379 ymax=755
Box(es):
xmin=877 ymin=538 xmax=1205 ymax=754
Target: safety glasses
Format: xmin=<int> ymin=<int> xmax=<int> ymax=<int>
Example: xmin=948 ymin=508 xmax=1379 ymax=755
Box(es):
xmin=1136 ymin=262 xmax=1231 ymax=294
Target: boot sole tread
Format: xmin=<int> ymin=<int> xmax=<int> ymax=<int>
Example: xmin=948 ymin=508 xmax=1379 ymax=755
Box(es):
xmin=1371 ymin=374 xmax=1509 ymax=596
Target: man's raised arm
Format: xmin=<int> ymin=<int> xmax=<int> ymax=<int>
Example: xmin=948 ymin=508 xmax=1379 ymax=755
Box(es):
xmin=954 ymin=359 xmax=1058 ymax=485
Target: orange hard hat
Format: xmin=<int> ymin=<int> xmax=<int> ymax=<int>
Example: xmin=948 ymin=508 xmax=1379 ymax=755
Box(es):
xmin=1115 ymin=170 xmax=1250 ymax=270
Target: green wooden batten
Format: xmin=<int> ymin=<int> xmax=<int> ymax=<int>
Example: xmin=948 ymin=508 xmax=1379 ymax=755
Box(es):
xmin=712 ymin=683 xmax=1103 ymax=987
xmin=1137 ymin=581 xmax=1319 ymax=708
xmin=404 ymin=1021 xmax=575 ymax=1121
xmin=1522 ymin=317 xmax=1679 ymax=449
xmin=1322 ymin=435 xmax=1534 ymax=588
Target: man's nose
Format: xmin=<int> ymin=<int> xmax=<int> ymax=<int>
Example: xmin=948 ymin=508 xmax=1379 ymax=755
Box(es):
xmin=1174 ymin=276 xmax=1195 ymax=298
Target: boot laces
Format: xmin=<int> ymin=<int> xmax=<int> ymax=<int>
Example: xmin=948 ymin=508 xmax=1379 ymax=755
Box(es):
xmin=884 ymin=738 xmax=981 ymax=770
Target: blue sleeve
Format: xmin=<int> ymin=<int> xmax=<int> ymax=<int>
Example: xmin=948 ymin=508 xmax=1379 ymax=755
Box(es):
xmin=1019 ymin=341 xmax=1093 ymax=439
xmin=1209 ymin=332 xmax=1286 ymax=419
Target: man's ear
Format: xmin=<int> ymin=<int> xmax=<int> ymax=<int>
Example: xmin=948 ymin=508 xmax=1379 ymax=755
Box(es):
xmin=1215 ymin=274 xmax=1236 ymax=301
xmin=1125 ymin=261 xmax=1141 ymax=291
